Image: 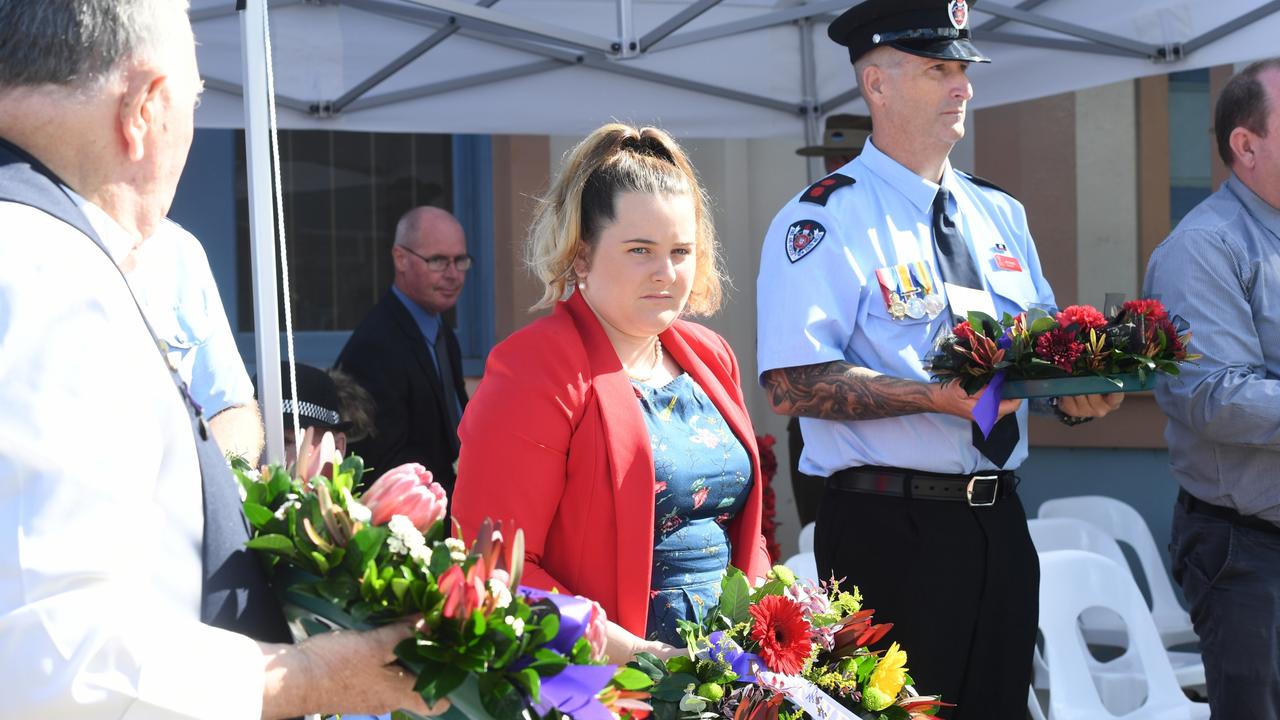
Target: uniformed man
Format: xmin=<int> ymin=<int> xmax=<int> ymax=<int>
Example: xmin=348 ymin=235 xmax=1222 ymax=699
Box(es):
xmin=789 ymin=114 xmax=873 ymax=530
xmin=755 ymin=1 xmax=1122 ymax=717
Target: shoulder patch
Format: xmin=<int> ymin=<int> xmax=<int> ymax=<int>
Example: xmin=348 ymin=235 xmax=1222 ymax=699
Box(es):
xmin=799 ymin=173 xmax=855 ymax=206
xmin=785 ymin=219 xmax=827 ymax=263
xmin=958 ymin=171 xmax=1012 ymax=197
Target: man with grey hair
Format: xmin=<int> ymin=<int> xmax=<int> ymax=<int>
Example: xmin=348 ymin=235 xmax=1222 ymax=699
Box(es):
xmin=337 ymin=206 xmax=471 ymax=491
xmin=1145 ymin=57 xmax=1280 ymax=717
xmin=0 ymin=2 xmax=445 ymax=717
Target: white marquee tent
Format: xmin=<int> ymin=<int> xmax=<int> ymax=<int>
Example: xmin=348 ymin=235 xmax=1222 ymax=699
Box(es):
xmin=199 ymin=0 xmax=1280 ymax=458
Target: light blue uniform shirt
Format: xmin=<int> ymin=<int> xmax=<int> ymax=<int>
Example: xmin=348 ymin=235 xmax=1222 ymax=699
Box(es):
xmin=1145 ymin=175 xmax=1280 ymax=524
xmin=128 ymin=219 xmax=253 ymax=419
xmin=756 ymin=139 xmax=1055 ymax=476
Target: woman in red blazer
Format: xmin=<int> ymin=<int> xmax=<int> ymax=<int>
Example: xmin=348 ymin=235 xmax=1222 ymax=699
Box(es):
xmin=452 ymin=124 xmax=770 ymax=662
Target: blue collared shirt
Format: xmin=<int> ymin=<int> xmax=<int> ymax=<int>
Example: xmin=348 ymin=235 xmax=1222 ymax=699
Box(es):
xmin=1145 ymin=175 xmax=1280 ymax=523
xmin=391 ymin=285 xmax=462 ymax=417
xmin=127 ymin=219 xmax=254 ymax=419
xmin=756 ymin=138 xmax=1055 ymax=476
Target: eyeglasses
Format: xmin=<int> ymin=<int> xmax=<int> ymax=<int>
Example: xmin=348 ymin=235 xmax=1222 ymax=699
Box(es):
xmin=400 ymin=245 xmax=473 ymax=272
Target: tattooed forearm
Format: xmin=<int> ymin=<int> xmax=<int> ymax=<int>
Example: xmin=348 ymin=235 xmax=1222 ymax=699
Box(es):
xmin=762 ymin=362 xmax=939 ymax=421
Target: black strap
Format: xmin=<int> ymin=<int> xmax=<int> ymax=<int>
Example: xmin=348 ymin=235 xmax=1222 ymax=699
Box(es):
xmin=0 ymin=137 xmax=290 ymax=642
xmin=931 ymin=185 xmax=1019 ymax=468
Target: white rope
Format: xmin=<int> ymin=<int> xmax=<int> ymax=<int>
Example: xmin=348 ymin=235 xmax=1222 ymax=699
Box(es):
xmin=259 ymin=0 xmax=302 ymax=447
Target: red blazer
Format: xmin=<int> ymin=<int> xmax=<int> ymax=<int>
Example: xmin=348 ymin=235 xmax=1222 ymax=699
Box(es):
xmin=452 ymin=291 xmax=770 ymax=636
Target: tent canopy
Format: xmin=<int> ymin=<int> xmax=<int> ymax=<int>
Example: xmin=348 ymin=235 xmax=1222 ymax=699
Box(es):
xmin=194 ymin=0 xmax=1280 ymax=140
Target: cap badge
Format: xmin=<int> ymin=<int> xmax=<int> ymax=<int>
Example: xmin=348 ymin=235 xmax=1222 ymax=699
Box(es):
xmin=948 ymin=0 xmax=969 ymax=30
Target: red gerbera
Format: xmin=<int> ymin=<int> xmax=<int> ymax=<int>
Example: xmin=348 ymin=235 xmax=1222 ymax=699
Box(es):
xmin=1056 ymin=305 xmax=1108 ymax=332
xmin=749 ymin=594 xmax=813 ymax=675
xmin=1035 ymin=327 xmax=1085 ymax=373
xmin=1122 ymin=299 xmax=1169 ymax=323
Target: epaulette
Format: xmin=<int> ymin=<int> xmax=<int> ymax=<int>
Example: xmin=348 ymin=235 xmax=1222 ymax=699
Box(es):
xmin=799 ymin=173 xmax=855 ymax=206
xmin=958 ymin=171 xmax=1013 ymax=197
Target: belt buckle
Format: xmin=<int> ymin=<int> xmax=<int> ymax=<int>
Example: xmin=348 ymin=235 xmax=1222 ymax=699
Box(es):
xmin=966 ymin=474 xmax=1000 ymax=507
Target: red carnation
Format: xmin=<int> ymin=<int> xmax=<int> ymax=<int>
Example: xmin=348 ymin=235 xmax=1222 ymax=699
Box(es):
xmin=1056 ymin=305 xmax=1108 ymax=332
xmin=1035 ymin=327 xmax=1085 ymax=373
xmin=749 ymin=594 xmax=813 ymax=675
xmin=1122 ymin=299 xmax=1169 ymax=323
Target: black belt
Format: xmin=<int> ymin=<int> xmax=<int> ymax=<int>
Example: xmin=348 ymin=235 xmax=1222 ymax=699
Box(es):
xmin=826 ymin=466 xmax=1016 ymax=506
xmin=1178 ymin=488 xmax=1280 ymax=535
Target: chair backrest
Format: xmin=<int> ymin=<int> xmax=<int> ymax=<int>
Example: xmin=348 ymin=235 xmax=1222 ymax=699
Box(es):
xmin=1028 ymin=518 xmax=1129 ymax=568
xmin=1038 ymin=550 xmax=1189 ymax=719
xmin=1039 ymin=496 xmax=1185 ymax=627
xmin=782 ymin=551 xmax=819 ymax=584
xmin=798 ymin=522 xmax=815 ymax=554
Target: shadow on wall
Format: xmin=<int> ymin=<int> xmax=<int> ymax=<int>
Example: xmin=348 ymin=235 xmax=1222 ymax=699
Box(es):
xmin=1018 ymin=447 xmax=1185 ymax=608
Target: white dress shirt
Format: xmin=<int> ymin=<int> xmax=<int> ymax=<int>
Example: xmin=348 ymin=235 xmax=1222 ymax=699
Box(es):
xmin=0 ymin=201 xmax=264 ymax=718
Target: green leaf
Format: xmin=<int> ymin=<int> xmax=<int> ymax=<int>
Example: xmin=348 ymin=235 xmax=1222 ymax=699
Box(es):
xmin=652 ymin=672 xmax=698 ymax=702
xmin=1028 ymin=316 xmax=1057 ymax=334
xmin=429 ymin=544 xmax=454 ymax=576
xmin=308 ymin=550 xmax=330 ymax=574
xmin=416 ymin=663 xmax=467 ymax=702
xmin=246 ymin=534 xmax=297 ymax=555
xmin=629 ymin=652 xmax=669 ymax=683
xmin=611 ymin=667 xmax=654 ymax=691
xmin=242 ymin=502 xmax=274 ymax=528
xmin=720 ymin=568 xmax=752 ymax=625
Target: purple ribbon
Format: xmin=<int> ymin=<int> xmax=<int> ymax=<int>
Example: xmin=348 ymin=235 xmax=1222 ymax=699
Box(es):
xmin=707 ymin=631 xmax=766 ymax=682
xmin=971 ymin=332 xmax=1013 ymax=437
xmin=534 ymin=664 xmax=619 ymax=720
xmin=520 ymin=586 xmax=597 ymax=656
xmin=518 ymin=587 xmax=616 ymax=718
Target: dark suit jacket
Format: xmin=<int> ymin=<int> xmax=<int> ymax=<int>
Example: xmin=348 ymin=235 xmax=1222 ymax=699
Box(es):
xmin=336 ymin=289 xmax=468 ymax=491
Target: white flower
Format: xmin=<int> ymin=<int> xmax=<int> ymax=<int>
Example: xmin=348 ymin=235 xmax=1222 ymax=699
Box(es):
xmin=387 ymin=514 xmax=426 ymax=556
xmin=444 ymin=537 xmax=467 ymax=563
xmin=504 ymin=615 xmax=525 ymax=636
xmin=409 ymin=544 xmax=432 ymax=565
xmin=489 ymin=578 xmax=513 ymax=609
xmin=346 ymin=494 xmax=372 ymax=524
xmin=272 ymin=499 xmax=302 ymax=521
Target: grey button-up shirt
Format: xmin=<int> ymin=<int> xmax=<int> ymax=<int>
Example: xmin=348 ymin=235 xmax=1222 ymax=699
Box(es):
xmin=1144 ymin=175 xmax=1280 ymax=524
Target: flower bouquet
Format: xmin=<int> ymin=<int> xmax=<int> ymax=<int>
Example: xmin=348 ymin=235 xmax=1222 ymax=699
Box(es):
xmin=233 ymin=430 xmax=651 ymax=720
xmin=928 ymin=298 xmax=1197 ymax=401
xmin=626 ymin=565 xmax=947 ymax=720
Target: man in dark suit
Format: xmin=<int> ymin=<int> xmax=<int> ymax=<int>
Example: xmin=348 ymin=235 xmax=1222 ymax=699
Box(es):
xmin=337 ymin=206 xmax=470 ymax=491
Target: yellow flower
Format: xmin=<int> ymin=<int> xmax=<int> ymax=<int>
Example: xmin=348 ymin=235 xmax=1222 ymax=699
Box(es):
xmin=868 ymin=642 xmax=908 ymax=699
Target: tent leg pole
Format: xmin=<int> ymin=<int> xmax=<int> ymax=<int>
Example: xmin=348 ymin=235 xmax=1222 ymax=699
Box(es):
xmin=798 ymin=18 xmax=822 ymax=182
xmin=240 ymin=0 xmax=285 ymax=464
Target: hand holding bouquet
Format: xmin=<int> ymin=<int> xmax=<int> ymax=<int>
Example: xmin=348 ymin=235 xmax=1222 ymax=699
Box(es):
xmin=233 ymin=430 xmax=651 ymax=720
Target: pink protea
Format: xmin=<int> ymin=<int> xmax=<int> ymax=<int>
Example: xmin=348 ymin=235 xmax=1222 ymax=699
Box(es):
xmin=361 ymin=463 xmax=448 ymax=531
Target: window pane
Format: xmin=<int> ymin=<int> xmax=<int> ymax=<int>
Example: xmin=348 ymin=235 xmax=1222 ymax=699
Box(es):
xmin=234 ymin=130 xmax=453 ymax=333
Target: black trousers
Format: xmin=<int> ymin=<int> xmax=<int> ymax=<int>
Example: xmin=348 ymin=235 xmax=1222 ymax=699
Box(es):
xmin=814 ymin=481 xmax=1039 ymax=720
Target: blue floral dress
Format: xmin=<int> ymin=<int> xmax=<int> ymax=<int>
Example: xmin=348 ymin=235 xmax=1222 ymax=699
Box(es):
xmin=634 ymin=373 xmax=753 ymax=646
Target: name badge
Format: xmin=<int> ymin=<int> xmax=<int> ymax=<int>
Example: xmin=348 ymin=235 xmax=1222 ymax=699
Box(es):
xmin=995 ymin=254 xmax=1023 ymax=272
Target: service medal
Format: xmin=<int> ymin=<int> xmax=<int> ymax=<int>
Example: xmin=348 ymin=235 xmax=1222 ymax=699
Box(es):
xmin=890 ymin=297 xmax=908 ymax=320
xmin=924 ymin=293 xmax=946 ymax=318
xmin=906 ymin=296 xmax=927 ymax=319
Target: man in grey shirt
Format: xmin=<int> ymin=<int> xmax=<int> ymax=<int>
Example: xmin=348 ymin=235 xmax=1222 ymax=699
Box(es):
xmin=1144 ymin=57 xmax=1280 ymax=718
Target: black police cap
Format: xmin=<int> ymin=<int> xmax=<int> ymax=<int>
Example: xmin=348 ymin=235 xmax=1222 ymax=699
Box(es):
xmin=278 ymin=362 xmax=351 ymax=432
xmin=829 ymin=0 xmax=991 ymax=66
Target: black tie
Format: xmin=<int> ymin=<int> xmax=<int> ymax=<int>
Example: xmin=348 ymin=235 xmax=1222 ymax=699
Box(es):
xmin=434 ymin=323 xmax=462 ymax=443
xmin=931 ymin=187 xmax=1019 ymax=468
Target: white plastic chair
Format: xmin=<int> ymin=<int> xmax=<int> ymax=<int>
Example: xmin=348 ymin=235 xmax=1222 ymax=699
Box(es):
xmin=1039 ymin=496 xmax=1198 ymax=648
xmin=1027 ymin=518 xmax=1205 ymax=694
xmin=1038 ymin=550 xmax=1210 ymax=720
xmin=797 ymin=522 xmax=815 ymax=554
xmin=782 ymin=551 xmax=819 ymax=584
